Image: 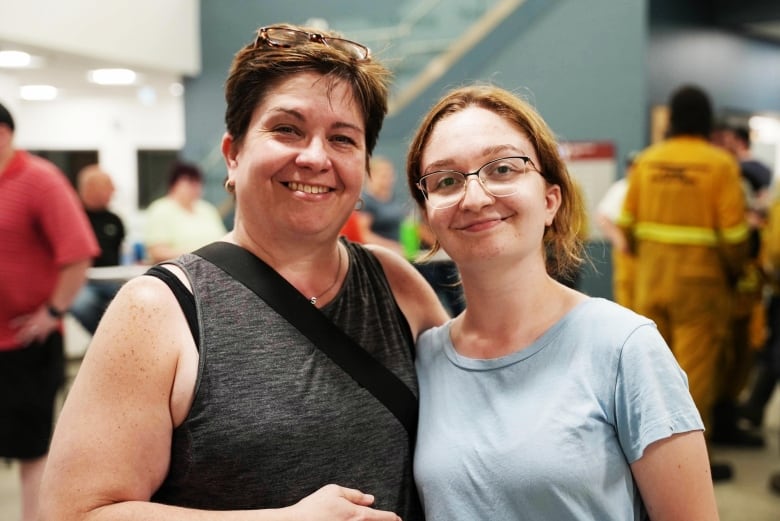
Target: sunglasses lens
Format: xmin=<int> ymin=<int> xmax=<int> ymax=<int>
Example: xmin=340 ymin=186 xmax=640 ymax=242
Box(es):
xmin=264 ymin=28 xmax=308 ymax=47
xmin=328 ymin=38 xmax=369 ymax=60
xmin=258 ymin=27 xmax=369 ymax=61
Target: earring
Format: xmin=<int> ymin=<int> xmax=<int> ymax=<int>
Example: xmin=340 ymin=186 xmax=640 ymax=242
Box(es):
xmin=355 ymin=198 xmax=364 ymax=211
xmin=225 ymin=179 xmax=235 ymax=193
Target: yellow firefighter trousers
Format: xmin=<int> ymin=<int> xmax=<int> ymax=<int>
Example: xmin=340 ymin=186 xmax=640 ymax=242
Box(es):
xmin=633 ymin=244 xmax=732 ymax=437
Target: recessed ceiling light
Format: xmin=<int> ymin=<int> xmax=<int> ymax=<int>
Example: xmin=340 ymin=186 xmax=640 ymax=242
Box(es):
xmin=87 ymin=68 xmax=137 ymax=85
xmin=20 ymin=84 xmax=58 ymax=101
xmin=137 ymin=85 xmax=157 ymax=105
xmin=0 ymin=50 xmax=32 ymax=68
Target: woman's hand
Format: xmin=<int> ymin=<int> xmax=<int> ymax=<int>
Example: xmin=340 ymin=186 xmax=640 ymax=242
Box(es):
xmin=292 ymin=484 xmax=401 ymax=521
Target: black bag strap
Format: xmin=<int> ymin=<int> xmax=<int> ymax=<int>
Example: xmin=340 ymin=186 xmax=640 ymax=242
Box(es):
xmin=193 ymin=241 xmax=418 ymax=444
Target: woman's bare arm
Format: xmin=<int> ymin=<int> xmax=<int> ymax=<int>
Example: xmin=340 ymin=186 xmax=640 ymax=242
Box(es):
xmin=631 ymin=431 xmax=719 ymax=521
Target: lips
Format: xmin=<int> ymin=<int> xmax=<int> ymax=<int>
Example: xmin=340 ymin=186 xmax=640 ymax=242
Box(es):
xmin=286 ymin=181 xmax=332 ymax=194
xmin=454 ymin=213 xmax=513 ymax=232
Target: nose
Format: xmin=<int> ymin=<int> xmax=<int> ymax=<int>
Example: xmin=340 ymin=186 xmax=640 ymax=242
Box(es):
xmin=458 ymin=175 xmax=494 ymax=210
xmin=296 ymin=137 xmax=332 ymax=172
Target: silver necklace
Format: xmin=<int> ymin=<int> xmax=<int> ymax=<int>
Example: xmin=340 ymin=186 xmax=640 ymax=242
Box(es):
xmin=309 ymin=245 xmax=343 ymax=305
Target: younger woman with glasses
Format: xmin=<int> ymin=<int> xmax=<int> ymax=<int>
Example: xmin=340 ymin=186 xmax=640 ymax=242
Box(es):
xmin=39 ymin=23 xmax=446 ymax=521
xmin=406 ymin=84 xmax=719 ymax=520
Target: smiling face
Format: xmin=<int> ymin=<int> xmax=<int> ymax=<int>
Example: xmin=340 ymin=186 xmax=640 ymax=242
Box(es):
xmin=420 ymin=106 xmax=561 ymax=268
xmin=222 ymin=72 xmax=367 ymax=244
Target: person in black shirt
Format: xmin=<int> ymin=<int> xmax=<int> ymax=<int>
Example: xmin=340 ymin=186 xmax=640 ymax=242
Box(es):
xmin=69 ymin=164 xmax=126 ymax=333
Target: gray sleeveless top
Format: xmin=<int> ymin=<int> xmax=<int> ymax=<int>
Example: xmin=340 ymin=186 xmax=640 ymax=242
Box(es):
xmin=150 ymin=240 xmax=422 ymax=519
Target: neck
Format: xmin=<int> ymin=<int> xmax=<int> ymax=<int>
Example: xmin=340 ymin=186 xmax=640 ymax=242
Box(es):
xmin=460 ymin=258 xmax=552 ymax=322
xmin=0 ymin=146 xmax=14 ymax=175
xmin=228 ymin=229 xmax=346 ymax=307
xmin=452 ymin=257 xmax=584 ymax=358
xmin=308 ymin=243 xmax=343 ymax=305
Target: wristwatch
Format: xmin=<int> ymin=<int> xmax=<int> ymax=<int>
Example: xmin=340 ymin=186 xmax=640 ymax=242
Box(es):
xmin=46 ymin=304 xmax=65 ymax=319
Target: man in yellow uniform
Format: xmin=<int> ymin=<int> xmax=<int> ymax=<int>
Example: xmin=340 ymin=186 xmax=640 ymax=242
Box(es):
xmin=618 ymin=85 xmax=749 ymax=481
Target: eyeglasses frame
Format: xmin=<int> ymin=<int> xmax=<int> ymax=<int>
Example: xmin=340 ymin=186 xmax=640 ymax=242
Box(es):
xmin=254 ymin=26 xmax=370 ymax=61
xmin=416 ymin=155 xmax=540 ymax=209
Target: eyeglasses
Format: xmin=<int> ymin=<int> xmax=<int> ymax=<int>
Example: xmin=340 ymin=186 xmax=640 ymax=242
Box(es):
xmin=254 ymin=26 xmax=370 ymax=61
xmin=417 ymin=156 xmax=540 ymax=209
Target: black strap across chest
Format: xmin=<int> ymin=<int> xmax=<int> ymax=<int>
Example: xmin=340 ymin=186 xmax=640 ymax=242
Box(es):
xmin=192 ymin=241 xmax=418 ymax=445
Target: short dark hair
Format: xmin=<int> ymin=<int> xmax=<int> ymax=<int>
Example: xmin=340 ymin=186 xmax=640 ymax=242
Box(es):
xmin=224 ymin=23 xmax=391 ymax=162
xmin=167 ymin=160 xmax=203 ymax=189
xmin=668 ymin=85 xmax=713 ymax=138
xmin=0 ymin=101 xmax=15 ymax=132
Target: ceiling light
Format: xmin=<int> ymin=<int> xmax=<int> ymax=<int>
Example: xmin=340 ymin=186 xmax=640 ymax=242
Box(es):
xmin=87 ymin=68 xmax=137 ymax=85
xmin=137 ymin=86 xmax=157 ymax=105
xmin=20 ymin=85 xmax=58 ymax=101
xmin=0 ymin=50 xmax=32 ymax=68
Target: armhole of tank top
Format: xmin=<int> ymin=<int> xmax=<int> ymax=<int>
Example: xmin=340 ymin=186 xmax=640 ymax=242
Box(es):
xmin=144 ymin=265 xmax=200 ymax=350
xmin=347 ymin=240 xmax=416 ymax=359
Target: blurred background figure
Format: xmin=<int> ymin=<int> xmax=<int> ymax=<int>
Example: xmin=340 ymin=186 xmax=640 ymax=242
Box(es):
xmin=69 ymin=165 xmax=126 ymax=334
xmin=725 ymin=123 xmax=779 ymax=435
xmin=595 ymin=151 xmax=638 ymax=309
xmin=143 ymin=160 xmax=227 ymax=263
xmin=339 ymin=210 xmax=366 ymax=243
xmin=415 ymin=219 xmax=466 ymax=317
xmin=358 ymin=155 xmax=407 ymax=253
xmin=0 ymin=101 xmax=98 ymax=521
xmin=710 ymin=124 xmax=771 ymax=448
xmin=759 ymin=189 xmax=780 ymax=495
xmin=713 ymin=124 xmax=772 ymax=213
xmin=618 ymin=85 xmax=750 ymax=481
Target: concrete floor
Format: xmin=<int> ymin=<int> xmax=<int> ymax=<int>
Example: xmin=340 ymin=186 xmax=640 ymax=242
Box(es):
xmin=2 ymin=319 xmax=780 ymax=520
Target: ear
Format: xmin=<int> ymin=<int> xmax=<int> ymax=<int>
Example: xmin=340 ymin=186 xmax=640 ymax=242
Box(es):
xmin=221 ymin=132 xmax=238 ymax=170
xmin=544 ymin=183 xmax=562 ymax=227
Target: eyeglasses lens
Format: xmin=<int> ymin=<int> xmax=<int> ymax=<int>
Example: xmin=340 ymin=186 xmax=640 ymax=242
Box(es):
xmin=420 ymin=156 xmax=531 ymax=209
xmin=264 ymin=28 xmax=308 ymax=48
xmin=326 ymin=38 xmax=369 ymax=60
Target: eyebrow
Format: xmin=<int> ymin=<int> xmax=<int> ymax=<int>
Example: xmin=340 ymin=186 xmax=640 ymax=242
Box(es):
xmin=424 ymin=144 xmax=526 ymax=172
xmin=268 ymin=107 xmax=364 ymax=135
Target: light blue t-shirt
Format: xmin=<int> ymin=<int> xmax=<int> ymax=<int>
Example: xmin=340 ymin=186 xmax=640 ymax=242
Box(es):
xmin=414 ymin=297 xmax=703 ymax=521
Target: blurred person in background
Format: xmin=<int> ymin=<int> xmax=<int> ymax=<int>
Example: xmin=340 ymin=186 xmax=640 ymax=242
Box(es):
xmin=143 ymin=160 xmax=227 ymax=263
xmin=595 ymin=152 xmax=638 ymax=309
xmin=759 ymin=189 xmax=780 ymax=495
xmin=0 ymin=101 xmax=99 ymax=521
xmin=619 ymin=85 xmax=750 ymax=481
xmin=709 ymin=124 xmax=770 ymax=448
xmin=69 ymin=164 xmax=126 ymax=334
xmin=358 ymin=155 xmax=407 ymax=253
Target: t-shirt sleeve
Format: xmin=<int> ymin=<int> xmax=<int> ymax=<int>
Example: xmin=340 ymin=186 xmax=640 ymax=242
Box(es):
xmin=614 ymin=323 xmax=704 ymax=463
xmin=38 ymin=170 xmax=99 ymax=264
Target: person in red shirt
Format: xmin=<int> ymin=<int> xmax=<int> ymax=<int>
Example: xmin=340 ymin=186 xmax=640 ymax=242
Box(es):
xmin=0 ymin=101 xmax=99 ymax=521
